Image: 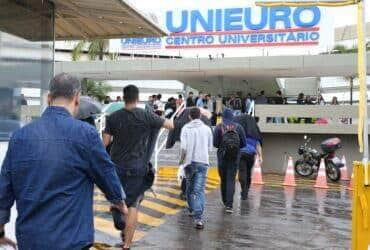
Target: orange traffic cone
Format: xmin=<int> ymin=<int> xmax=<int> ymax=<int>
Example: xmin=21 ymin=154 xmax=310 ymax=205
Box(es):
xmin=251 ymin=156 xmax=265 ymax=185
xmin=340 ymin=156 xmax=350 ymax=181
xmin=314 ymin=159 xmax=329 ymax=189
xmin=283 ymin=156 xmax=297 ymax=187
xmin=347 ymin=172 xmax=354 ymax=191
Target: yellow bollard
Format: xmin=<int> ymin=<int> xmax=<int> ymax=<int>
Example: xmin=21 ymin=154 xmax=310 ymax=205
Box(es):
xmin=352 ymin=162 xmax=370 ymax=250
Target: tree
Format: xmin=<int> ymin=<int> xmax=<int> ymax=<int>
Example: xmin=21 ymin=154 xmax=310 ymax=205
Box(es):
xmin=71 ymin=39 xmax=118 ymax=61
xmin=81 ymin=79 xmax=112 ymax=102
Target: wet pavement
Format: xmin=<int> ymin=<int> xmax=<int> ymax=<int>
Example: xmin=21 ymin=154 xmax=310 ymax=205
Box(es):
xmin=91 ymin=168 xmax=351 ymax=249
xmin=134 ymin=185 xmax=351 ymax=249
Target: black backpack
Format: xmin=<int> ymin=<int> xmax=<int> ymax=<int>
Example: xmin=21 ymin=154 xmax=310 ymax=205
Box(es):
xmin=221 ymin=124 xmax=240 ymax=161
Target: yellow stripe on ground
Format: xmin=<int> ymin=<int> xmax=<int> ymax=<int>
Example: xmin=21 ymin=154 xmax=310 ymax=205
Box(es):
xmin=154 ymin=179 xmax=218 ymax=192
xmin=154 ymin=186 xmax=181 ymax=195
xmin=94 ymin=218 xmax=145 ymax=243
xmin=94 ymin=217 xmax=119 ymax=238
xmin=94 ymin=204 xmax=165 ymax=227
xmin=138 ymin=212 xmax=165 ymax=227
xmin=146 ymin=192 xmax=187 ymax=206
xmin=141 ymin=200 xmax=180 ymax=215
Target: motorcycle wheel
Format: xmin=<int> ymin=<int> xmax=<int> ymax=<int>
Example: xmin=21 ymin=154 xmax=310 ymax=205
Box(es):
xmin=326 ymin=162 xmax=341 ymax=182
xmin=294 ymin=159 xmax=314 ymax=177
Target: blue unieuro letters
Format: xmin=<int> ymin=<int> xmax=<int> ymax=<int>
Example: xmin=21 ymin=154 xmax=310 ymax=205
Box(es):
xmin=165 ymin=7 xmax=321 ymax=33
xmin=244 ymin=7 xmax=268 ymax=30
xmin=294 ymin=7 xmax=321 ymax=27
xmin=224 ymin=8 xmax=243 ymax=31
xmin=269 ymin=7 xmax=291 ymax=29
xmin=166 ymin=10 xmax=187 ymax=33
xmin=191 ymin=10 xmax=214 ymax=32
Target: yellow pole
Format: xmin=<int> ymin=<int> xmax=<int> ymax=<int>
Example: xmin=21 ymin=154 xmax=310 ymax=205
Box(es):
xmin=357 ymin=0 xmax=369 ymax=185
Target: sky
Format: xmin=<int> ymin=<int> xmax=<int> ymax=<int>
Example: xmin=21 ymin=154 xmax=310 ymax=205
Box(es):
xmin=129 ymin=0 xmax=370 ymax=28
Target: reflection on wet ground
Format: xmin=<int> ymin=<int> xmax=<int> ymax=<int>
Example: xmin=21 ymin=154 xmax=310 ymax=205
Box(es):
xmin=134 ymin=184 xmax=351 ymax=250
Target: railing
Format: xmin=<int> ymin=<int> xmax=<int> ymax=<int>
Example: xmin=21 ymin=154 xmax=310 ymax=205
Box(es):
xmin=153 ymin=102 xmax=186 ymax=171
xmin=255 ymin=104 xmax=370 ymax=134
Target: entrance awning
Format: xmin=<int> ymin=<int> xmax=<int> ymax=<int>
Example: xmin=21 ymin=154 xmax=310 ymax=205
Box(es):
xmin=52 ymin=0 xmax=167 ymax=40
xmin=0 ymin=0 xmax=166 ymax=41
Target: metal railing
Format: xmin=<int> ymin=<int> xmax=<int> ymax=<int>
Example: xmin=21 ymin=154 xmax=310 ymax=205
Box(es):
xmin=153 ymin=101 xmax=186 ymax=171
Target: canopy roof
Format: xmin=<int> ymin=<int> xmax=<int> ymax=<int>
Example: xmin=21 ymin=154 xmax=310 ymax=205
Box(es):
xmin=0 ymin=0 xmax=166 ymax=41
xmin=52 ymin=0 xmax=167 ymax=40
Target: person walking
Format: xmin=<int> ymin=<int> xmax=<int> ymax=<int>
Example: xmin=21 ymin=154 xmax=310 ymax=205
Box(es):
xmin=179 ymin=107 xmax=213 ymax=229
xmin=0 ymin=73 xmax=127 ymax=250
xmin=103 ymin=85 xmax=174 ymax=249
xmin=234 ymin=115 xmax=263 ymax=200
xmin=213 ymin=109 xmax=246 ymax=213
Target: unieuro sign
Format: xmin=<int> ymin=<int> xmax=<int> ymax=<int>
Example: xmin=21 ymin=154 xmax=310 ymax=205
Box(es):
xmin=166 ymin=7 xmax=321 ymax=33
xmin=120 ymin=6 xmax=323 ymax=50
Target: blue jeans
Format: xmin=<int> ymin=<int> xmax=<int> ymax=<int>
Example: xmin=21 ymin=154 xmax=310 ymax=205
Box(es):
xmin=185 ymin=162 xmax=208 ymax=221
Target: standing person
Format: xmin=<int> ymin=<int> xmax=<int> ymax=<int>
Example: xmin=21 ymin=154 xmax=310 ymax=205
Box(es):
xmin=104 ymin=95 xmax=111 ymax=104
xmin=318 ymin=94 xmax=326 ymax=106
xmin=213 ymin=109 xmax=246 ymax=213
xmin=179 ymin=107 xmax=213 ymax=229
xmin=116 ymin=96 xmax=122 ymax=102
xmin=103 ymin=85 xmax=174 ymax=249
xmin=196 ymin=92 xmax=205 ymax=108
xmin=177 ymin=94 xmax=184 ymax=108
xmin=145 ymin=95 xmax=154 ymax=112
xmin=234 ymin=115 xmax=263 ymax=200
xmin=232 ymin=94 xmax=242 ymax=116
xmin=19 ymin=94 xmax=28 ymax=106
xmin=215 ymin=94 xmax=223 ymax=116
xmin=255 ymin=91 xmax=268 ymax=104
xmin=296 ymin=93 xmax=305 ymax=124
xmin=275 ymin=90 xmax=284 ymax=104
xmin=331 ymin=96 xmax=339 ymax=105
xmin=154 ymin=94 xmax=164 ymax=116
xmin=273 ymin=91 xmax=285 ymax=123
xmin=186 ymin=92 xmax=195 ymax=107
xmin=205 ymin=94 xmax=216 ymax=125
xmin=244 ymin=93 xmax=253 ymax=114
xmin=0 ymin=73 xmax=127 ymax=250
xmin=164 ymin=97 xmax=177 ymax=119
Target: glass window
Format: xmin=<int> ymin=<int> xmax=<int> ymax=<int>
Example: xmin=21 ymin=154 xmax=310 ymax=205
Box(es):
xmin=0 ymin=0 xmax=54 ymax=140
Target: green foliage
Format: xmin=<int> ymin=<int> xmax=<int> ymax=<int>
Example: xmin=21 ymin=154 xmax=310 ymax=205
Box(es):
xmin=81 ymin=79 xmax=111 ymax=102
xmin=332 ymin=43 xmax=370 ymax=54
xmin=71 ymin=41 xmax=85 ymax=61
xmin=71 ymin=39 xmax=117 ymax=61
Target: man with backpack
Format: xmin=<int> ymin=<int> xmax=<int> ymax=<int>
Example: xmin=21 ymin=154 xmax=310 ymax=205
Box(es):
xmin=213 ymin=109 xmax=246 ymax=213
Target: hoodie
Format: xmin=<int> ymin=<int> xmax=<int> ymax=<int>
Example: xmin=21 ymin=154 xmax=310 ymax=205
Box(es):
xmin=180 ymin=119 xmax=213 ymax=167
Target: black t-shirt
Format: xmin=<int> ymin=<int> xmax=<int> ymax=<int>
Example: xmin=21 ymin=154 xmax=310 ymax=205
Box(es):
xmin=104 ymin=108 xmax=164 ymax=170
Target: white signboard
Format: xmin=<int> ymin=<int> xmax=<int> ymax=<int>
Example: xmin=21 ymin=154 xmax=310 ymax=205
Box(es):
xmin=110 ymin=5 xmax=334 ymax=57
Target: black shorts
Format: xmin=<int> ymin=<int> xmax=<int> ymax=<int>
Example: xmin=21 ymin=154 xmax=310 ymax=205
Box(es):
xmin=119 ymin=175 xmax=145 ymax=208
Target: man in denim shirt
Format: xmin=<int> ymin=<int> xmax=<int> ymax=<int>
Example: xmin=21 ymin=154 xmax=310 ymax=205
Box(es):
xmin=0 ymin=73 xmax=127 ymax=250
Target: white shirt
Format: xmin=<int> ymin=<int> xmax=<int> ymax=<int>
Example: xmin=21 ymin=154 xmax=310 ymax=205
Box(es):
xmin=180 ymin=119 xmax=213 ymax=166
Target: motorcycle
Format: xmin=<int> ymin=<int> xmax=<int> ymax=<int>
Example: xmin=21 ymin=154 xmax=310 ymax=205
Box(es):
xmin=295 ymin=136 xmax=344 ymax=182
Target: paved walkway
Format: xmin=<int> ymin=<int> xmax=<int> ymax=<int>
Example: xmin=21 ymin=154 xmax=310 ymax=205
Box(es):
xmin=93 ymin=167 xmax=351 ymax=249
xmin=134 ymin=185 xmax=351 ymax=249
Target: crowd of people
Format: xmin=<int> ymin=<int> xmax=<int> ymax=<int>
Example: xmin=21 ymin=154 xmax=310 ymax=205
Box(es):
xmin=0 ymin=73 xmax=265 ymax=250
